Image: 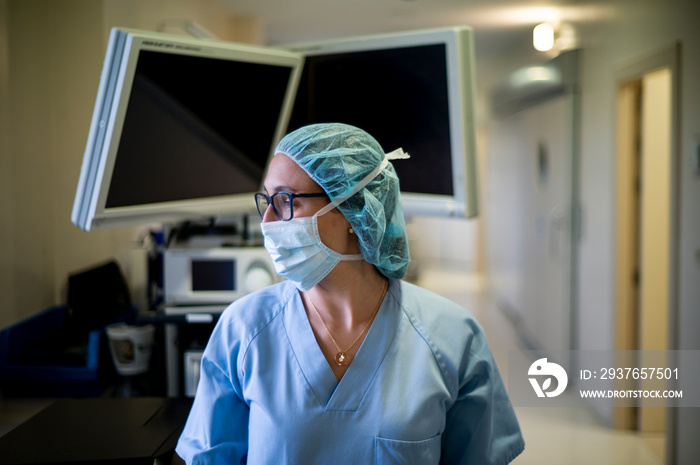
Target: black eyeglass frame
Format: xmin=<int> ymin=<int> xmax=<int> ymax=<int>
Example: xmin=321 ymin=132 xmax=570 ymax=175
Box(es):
xmin=254 ymin=191 xmax=329 ymax=221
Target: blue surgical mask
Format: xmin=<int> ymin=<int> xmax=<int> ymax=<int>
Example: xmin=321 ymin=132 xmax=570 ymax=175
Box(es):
xmin=261 ymin=203 xmax=363 ymax=291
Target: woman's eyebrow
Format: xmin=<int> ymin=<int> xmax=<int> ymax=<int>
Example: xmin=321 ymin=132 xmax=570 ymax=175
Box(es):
xmin=263 ymin=184 xmax=297 ymax=194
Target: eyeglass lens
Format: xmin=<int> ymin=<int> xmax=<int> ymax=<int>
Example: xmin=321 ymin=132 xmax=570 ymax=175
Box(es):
xmin=272 ymin=193 xmax=292 ymax=220
xmin=256 ymin=192 xmax=292 ymax=220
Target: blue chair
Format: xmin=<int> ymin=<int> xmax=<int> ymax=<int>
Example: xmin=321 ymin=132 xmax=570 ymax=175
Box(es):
xmin=0 ymin=304 xmax=137 ymax=397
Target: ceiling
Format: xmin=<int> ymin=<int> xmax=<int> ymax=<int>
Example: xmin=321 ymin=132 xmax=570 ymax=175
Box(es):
xmin=216 ymin=0 xmax=615 ymax=63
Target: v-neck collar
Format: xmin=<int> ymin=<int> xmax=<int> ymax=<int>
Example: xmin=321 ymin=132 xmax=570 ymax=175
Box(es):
xmin=283 ymin=279 xmax=401 ymax=412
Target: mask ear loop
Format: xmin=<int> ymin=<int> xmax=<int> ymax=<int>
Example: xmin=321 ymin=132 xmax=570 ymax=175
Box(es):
xmin=311 ymin=148 xmax=410 ymax=262
xmin=315 ymin=148 xmax=410 ymax=218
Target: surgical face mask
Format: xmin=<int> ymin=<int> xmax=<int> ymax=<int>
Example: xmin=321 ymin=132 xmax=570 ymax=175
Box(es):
xmin=260 ymin=148 xmax=409 ymax=291
xmin=260 ymin=203 xmax=363 ymax=291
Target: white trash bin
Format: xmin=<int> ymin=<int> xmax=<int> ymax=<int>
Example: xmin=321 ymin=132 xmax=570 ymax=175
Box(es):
xmin=106 ymin=324 xmax=155 ymax=376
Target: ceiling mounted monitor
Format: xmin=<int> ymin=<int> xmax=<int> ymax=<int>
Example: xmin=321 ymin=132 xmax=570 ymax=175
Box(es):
xmin=285 ymin=26 xmax=479 ymax=219
xmin=72 ymin=28 xmax=303 ymax=231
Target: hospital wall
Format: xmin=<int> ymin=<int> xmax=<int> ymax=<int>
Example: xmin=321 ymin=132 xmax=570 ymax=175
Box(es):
xmin=576 ymin=6 xmax=700 ymax=456
xmin=477 ymin=1 xmax=700 ymax=460
xmin=0 ymin=0 xmax=261 ymax=329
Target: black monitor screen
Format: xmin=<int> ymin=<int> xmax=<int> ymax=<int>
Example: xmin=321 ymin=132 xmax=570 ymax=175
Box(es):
xmin=191 ymin=260 xmax=236 ymax=291
xmin=106 ymin=50 xmax=292 ymax=208
xmin=288 ymin=44 xmax=453 ymax=196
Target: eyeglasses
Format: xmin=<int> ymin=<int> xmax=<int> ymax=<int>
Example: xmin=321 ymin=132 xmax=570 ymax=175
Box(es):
xmin=255 ymin=191 xmax=329 ymax=221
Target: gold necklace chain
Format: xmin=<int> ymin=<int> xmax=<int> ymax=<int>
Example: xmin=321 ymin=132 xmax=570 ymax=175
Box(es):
xmin=307 ymin=279 xmax=388 ymax=366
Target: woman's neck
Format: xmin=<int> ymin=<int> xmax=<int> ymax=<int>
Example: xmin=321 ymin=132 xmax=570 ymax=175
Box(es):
xmin=305 ymin=261 xmax=388 ymax=330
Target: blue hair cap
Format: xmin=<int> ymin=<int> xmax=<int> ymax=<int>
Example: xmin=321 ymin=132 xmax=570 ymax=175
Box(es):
xmin=275 ymin=123 xmax=410 ymax=279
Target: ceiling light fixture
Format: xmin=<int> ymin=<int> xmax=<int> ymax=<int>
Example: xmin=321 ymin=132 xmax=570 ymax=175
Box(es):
xmin=533 ymin=23 xmax=555 ymax=52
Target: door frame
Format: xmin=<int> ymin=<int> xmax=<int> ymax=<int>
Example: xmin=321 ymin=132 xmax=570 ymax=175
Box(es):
xmin=613 ymin=42 xmax=681 ymax=462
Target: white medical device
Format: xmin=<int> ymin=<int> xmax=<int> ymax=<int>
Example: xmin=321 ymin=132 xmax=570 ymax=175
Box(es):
xmin=163 ymin=247 xmax=276 ymax=306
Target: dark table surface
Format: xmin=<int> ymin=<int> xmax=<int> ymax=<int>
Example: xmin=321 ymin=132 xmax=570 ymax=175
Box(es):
xmin=0 ymin=397 xmax=192 ymax=465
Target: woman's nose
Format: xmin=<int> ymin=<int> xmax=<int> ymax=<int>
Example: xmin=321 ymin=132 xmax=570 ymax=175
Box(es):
xmin=261 ymin=203 xmax=278 ymax=223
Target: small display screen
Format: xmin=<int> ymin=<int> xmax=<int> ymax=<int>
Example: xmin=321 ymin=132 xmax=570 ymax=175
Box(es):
xmin=191 ymin=260 xmax=236 ymax=291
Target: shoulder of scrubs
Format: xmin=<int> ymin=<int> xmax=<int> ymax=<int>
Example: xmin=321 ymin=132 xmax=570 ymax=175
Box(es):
xmin=218 ymin=280 xmax=297 ymax=341
xmin=175 ymin=281 xmax=297 ymax=464
xmin=388 ymin=280 xmax=490 ymax=387
xmin=392 ymin=280 xmax=525 ymax=464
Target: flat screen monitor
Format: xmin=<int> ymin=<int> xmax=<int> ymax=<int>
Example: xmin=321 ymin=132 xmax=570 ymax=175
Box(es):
xmin=285 ymin=26 xmax=478 ymax=218
xmin=72 ymin=28 xmax=304 ymax=231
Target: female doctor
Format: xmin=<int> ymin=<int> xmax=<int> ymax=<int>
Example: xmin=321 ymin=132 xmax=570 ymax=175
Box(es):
xmin=176 ymin=123 xmax=525 ymax=464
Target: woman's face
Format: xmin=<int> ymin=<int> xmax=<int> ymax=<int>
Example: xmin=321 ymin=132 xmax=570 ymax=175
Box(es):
xmin=262 ymin=153 xmax=360 ymax=255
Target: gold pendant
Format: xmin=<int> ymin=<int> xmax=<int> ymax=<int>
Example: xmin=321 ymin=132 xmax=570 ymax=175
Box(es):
xmin=334 ymin=352 xmax=349 ymax=366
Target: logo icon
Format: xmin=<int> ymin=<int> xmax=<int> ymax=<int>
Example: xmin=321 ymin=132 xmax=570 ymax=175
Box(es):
xmin=528 ymin=358 xmax=568 ymax=398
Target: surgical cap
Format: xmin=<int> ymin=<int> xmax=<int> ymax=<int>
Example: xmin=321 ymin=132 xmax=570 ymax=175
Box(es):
xmin=275 ymin=123 xmax=410 ymax=279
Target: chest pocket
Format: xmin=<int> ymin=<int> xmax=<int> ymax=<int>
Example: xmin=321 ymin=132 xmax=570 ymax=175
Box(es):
xmin=375 ymin=434 xmax=441 ymax=465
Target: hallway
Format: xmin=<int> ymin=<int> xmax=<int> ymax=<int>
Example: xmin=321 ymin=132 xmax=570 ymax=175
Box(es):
xmin=418 ymin=264 xmax=665 ymax=465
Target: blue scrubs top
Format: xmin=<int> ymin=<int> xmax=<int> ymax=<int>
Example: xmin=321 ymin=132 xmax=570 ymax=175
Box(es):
xmin=176 ymin=279 xmax=524 ymax=464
